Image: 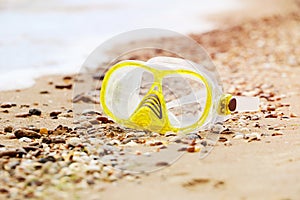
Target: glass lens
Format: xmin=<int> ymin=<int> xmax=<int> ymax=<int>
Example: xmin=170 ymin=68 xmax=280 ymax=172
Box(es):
xmin=162 ymin=73 xmax=207 ymax=128
xmin=105 ymin=65 xmax=154 ymax=119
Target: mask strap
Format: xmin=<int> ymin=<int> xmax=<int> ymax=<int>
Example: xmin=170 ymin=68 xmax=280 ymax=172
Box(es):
xmin=232 ymin=96 xmax=260 ymax=112
xmin=218 ymin=94 xmax=259 ymax=115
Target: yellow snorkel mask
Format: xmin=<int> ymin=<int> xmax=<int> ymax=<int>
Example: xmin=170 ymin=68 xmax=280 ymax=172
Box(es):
xmin=73 ymin=28 xmax=262 ymax=173
xmin=100 ymin=56 xmax=259 ymax=134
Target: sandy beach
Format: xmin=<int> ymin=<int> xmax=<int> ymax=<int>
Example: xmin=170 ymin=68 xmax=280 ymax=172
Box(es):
xmin=1 ymin=1 xmax=300 ymax=200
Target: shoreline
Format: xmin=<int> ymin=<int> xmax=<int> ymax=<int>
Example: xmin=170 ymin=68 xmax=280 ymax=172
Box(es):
xmin=1 ymin=0 xmax=299 ymax=93
xmin=1 ymin=3 xmax=300 ymax=200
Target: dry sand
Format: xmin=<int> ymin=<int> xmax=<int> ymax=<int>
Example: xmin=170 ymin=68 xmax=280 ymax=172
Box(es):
xmin=0 ymin=1 xmax=300 ymax=200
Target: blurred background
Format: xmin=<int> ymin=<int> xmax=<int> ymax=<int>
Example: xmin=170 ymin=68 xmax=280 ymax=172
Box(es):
xmin=0 ymin=0 xmax=296 ymax=90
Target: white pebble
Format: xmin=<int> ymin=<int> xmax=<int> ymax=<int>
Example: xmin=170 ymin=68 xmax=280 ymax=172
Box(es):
xmin=240 ymin=128 xmax=250 ymax=134
xmin=224 ymin=141 xmax=232 ymax=146
xmin=18 ymin=137 xmax=32 ymax=143
xmin=124 ymin=141 xmax=138 ymax=147
xmin=252 ymin=132 xmax=261 ymax=140
xmin=108 ymin=139 xmax=121 ymax=146
xmin=168 ymin=136 xmax=182 ymax=143
xmin=67 ymin=137 xmax=81 ymax=146
xmin=143 ymin=152 xmax=151 ymax=157
xmin=233 ymin=134 xmax=244 ymax=140
xmin=86 ymin=164 xmax=100 ymax=172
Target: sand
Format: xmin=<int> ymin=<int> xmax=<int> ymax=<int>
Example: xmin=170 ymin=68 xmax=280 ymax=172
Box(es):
xmin=0 ymin=1 xmax=300 ymax=200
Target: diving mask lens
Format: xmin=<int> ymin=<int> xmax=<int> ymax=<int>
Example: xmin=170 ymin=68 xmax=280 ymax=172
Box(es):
xmin=103 ymin=63 xmax=154 ymax=120
xmin=162 ymin=73 xmax=208 ymax=129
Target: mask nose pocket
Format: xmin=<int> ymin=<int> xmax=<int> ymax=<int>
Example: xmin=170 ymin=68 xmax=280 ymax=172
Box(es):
xmin=129 ymin=84 xmax=172 ymax=133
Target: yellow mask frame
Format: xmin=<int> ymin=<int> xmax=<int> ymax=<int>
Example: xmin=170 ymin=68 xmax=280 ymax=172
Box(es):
xmin=100 ymin=61 xmax=214 ymax=134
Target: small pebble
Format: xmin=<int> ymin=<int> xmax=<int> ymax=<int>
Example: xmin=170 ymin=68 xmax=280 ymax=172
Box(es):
xmin=14 ymin=129 xmax=41 ymax=139
xmin=59 ymin=113 xmax=73 ymax=118
xmin=72 ymin=94 xmax=99 ymax=104
xmin=55 ymin=84 xmax=72 ymax=89
xmin=40 ymin=90 xmax=49 ymax=94
xmin=168 ymin=136 xmax=182 ymax=143
xmin=267 ymin=105 xmax=276 ymax=111
xmin=245 ymin=132 xmax=261 ymax=142
xmin=97 ymin=116 xmax=110 ymax=124
xmin=186 ymin=146 xmax=200 ymax=153
xmin=0 ymin=102 xmax=16 ymax=108
xmin=272 ymin=131 xmax=284 ymax=136
xmin=87 ymin=128 xmax=97 ymax=135
xmin=245 ymin=133 xmax=254 ymax=139
xmin=238 ymin=121 xmax=247 ymax=127
xmin=240 ymin=127 xmax=250 ymax=134
xmin=0 ymin=188 xmax=9 ymax=194
xmin=81 ymin=121 xmax=93 ymax=128
xmin=165 ymin=132 xmax=177 ymax=137
xmin=86 ymin=164 xmax=100 ymax=172
xmin=4 ymin=126 xmax=13 ymax=133
xmin=200 ymin=140 xmax=207 ymax=147
xmin=29 ymin=108 xmax=42 ymax=116
xmin=28 ymin=142 xmax=40 ymax=146
xmin=107 ymin=175 xmax=118 ymax=182
xmin=251 ymin=115 xmax=260 ymax=120
xmin=39 ymin=128 xmax=48 ymax=135
xmin=0 ymin=149 xmax=26 ymax=158
xmin=63 ymin=76 xmax=72 ymax=81
xmin=108 ymin=139 xmax=121 ymax=146
xmin=252 ymin=122 xmax=260 ymax=127
xmin=67 ymin=137 xmax=82 ymax=146
xmin=82 ymin=110 xmax=101 ymax=116
xmin=92 ymin=74 xmax=105 ymax=80
xmin=147 ymin=141 xmax=163 ymax=146
xmin=220 ymin=130 xmax=235 ymax=134
xmin=19 ymin=137 xmax=32 ymax=143
xmin=224 ymin=141 xmax=232 ymax=146
xmin=233 ymin=133 xmax=244 ymax=140
xmin=51 ymin=137 xmax=66 ymax=144
xmin=20 ymin=104 xmax=30 ymax=108
xmin=15 ymin=112 xmax=31 ymax=118
xmin=124 ymin=141 xmax=138 ymax=147
xmin=125 ymin=175 xmax=137 ymax=182
xmin=218 ymin=137 xmax=228 ymax=142
xmin=265 ymin=113 xmax=278 ymax=118
xmin=253 ymin=132 xmax=262 ymax=140
xmin=50 ymin=111 xmax=62 ymax=117
xmin=23 ymin=146 xmax=38 ymax=152
xmin=38 ymin=156 xmax=56 ymax=163
xmin=290 ymin=113 xmax=297 ymax=118
xmin=150 ymin=132 xmax=160 ymax=137
xmin=53 ymin=125 xmax=72 ymax=134
xmin=7 ymin=133 xmax=16 ymax=139
xmin=89 ymin=119 xmax=100 ymax=125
